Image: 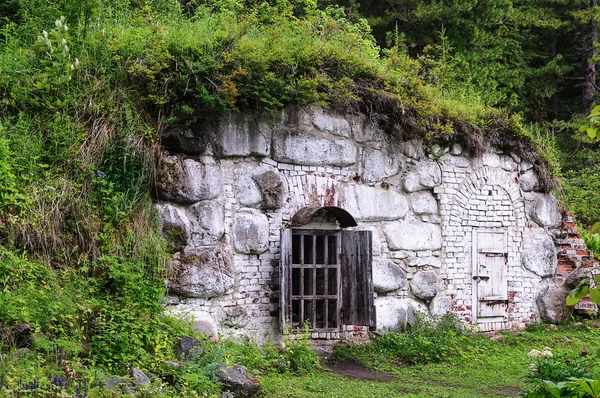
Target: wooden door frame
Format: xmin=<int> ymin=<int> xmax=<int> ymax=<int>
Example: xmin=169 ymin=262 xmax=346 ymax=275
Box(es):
xmin=471 ymin=228 xmax=508 ymax=324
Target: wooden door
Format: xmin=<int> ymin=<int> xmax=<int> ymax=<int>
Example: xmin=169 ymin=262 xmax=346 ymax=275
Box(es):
xmin=472 ymin=230 xmax=508 ymax=322
xmin=341 ymin=230 xmax=375 ymax=329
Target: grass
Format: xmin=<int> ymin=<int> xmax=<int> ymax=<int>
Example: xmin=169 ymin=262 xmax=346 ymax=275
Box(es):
xmin=259 ymin=320 xmax=600 ymax=398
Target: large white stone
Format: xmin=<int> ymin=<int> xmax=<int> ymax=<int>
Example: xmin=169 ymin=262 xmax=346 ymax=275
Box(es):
xmin=312 ymin=108 xmax=351 ymax=137
xmin=499 ymin=155 xmax=517 ymax=172
xmin=356 ymin=225 xmax=381 ymax=255
xmin=234 ymin=165 xmax=288 ymax=210
xmin=482 ymin=153 xmax=500 ymax=168
xmin=373 ymin=259 xmax=407 ymax=293
xmin=384 ymin=221 xmax=442 ymax=251
xmin=519 ymin=171 xmax=539 ymax=192
xmin=252 ymin=168 xmax=287 ymax=210
xmin=169 ymin=248 xmax=234 ymax=298
xmin=361 ymin=148 xmax=404 ymax=182
xmin=234 ymin=167 xmax=262 ymax=208
xmin=409 ymin=191 xmax=439 ymax=215
xmin=403 ymin=160 xmax=442 ymax=192
xmin=343 ymin=185 xmax=409 ymax=221
xmin=157 ymin=156 xmax=221 ymax=204
xmin=531 ymin=194 xmax=562 ymax=228
xmin=429 ymin=295 xmax=452 ymax=317
xmin=521 ymin=228 xmax=557 ymax=278
xmin=215 ymin=113 xmax=271 ymax=157
xmin=166 ymin=306 xmax=219 ymax=341
xmin=272 ymin=131 xmax=357 ymax=166
xmin=156 ymin=203 xmax=191 ymax=250
xmin=349 ymin=114 xmax=384 ymax=143
xmin=374 ymin=297 xmax=427 ymax=332
xmin=410 ymin=270 xmax=438 ymax=299
xmin=232 ymin=211 xmax=269 ymax=254
xmin=401 ymin=139 xmax=425 ymax=160
xmin=536 ymin=283 xmax=572 ymax=324
xmin=187 ymin=201 xmax=225 ymax=246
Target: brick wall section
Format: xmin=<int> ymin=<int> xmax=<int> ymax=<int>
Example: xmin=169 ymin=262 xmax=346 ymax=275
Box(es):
xmin=555 ymin=211 xmax=599 ymax=313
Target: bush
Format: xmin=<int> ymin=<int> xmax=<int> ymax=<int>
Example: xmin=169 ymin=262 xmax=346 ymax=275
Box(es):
xmin=371 ymin=314 xmax=470 ymax=365
xmin=520 ymin=347 xmax=597 ymax=397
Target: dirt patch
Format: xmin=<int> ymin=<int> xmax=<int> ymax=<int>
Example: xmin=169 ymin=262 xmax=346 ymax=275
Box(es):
xmin=327 ymin=358 xmax=396 ymax=382
xmin=498 ymin=386 xmax=521 ymax=395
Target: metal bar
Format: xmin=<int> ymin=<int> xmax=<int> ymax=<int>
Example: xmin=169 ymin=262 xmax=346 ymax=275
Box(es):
xmin=312 ymin=235 xmax=317 ymax=327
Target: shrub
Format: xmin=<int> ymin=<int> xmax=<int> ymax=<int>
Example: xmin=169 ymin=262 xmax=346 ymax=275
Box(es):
xmin=371 ymin=314 xmax=470 ymax=365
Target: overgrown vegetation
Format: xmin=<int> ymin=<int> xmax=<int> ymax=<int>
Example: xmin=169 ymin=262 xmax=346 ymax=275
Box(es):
xmin=1 ymin=0 xmax=600 ymax=396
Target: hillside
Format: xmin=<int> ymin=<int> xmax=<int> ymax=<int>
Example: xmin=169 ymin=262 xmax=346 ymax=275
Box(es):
xmin=0 ymin=1 xmax=597 ymax=396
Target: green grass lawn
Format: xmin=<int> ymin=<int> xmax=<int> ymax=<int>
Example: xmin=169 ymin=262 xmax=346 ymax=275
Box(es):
xmin=258 ymin=321 xmax=600 ymax=398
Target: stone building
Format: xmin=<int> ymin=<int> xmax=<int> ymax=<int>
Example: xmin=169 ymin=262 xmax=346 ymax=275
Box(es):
xmin=155 ymin=106 xmax=596 ymax=342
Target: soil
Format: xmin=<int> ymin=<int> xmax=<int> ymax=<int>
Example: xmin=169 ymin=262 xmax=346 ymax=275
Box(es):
xmin=326 ymin=358 xmax=396 ymax=382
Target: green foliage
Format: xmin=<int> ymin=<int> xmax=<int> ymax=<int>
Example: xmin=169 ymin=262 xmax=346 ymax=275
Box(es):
xmin=582 ymin=230 xmax=600 ymax=260
xmin=521 ymin=347 xmax=598 ymax=398
xmin=336 ymin=314 xmax=470 ymax=365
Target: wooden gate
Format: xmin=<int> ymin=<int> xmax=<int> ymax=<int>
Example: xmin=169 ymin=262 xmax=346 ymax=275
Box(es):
xmin=471 ymin=230 xmax=508 ymax=323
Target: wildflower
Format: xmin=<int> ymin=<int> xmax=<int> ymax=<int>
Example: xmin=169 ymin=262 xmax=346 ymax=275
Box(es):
xmin=581 ymin=349 xmax=589 ymax=356
xmin=528 ymin=363 xmax=537 ymax=371
xmin=566 ymin=358 xmax=571 ymax=363
xmin=541 ymin=348 xmax=553 ymax=358
xmin=527 ymin=349 xmax=541 ymax=358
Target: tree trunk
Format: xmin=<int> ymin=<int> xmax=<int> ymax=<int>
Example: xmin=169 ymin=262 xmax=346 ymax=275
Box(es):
xmin=582 ymin=0 xmax=598 ymax=115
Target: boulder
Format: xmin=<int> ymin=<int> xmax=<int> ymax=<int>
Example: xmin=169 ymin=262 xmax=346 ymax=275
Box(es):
xmin=401 ymin=140 xmax=425 ymax=160
xmin=349 ymin=114 xmax=384 ymax=143
xmin=429 ymin=295 xmax=452 ymax=317
xmin=187 ymin=201 xmax=225 ymax=246
xmin=536 ymin=284 xmax=573 ymax=324
xmin=356 ymin=225 xmax=381 ymax=255
xmin=403 ymin=160 xmax=442 ymax=192
xmin=374 ymin=297 xmax=426 ymax=332
xmin=156 ymin=203 xmax=190 ymax=250
xmin=373 ymin=259 xmax=407 ymax=293
xmin=103 ymin=375 xmax=135 ymax=394
xmin=531 ymin=194 xmax=562 ymax=228
xmin=215 ymin=113 xmax=271 ymax=157
xmin=156 ymin=156 xmax=221 ymax=204
xmin=131 ymin=368 xmax=150 ymax=387
xmin=167 ymin=308 xmax=220 ymax=341
xmin=169 ymin=248 xmax=235 ymax=298
xmin=499 ymin=155 xmax=517 ymax=172
xmin=410 ymin=271 xmax=438 ymax=300
xmin=564 ymin=267 xmax=592 ymax=290
xmin=482 ymin=153 xmax=500 ymax=168
xmin=252 ymin=169 xmax=287 ymax=210
xmin=384 ymin=221 xmax=442 ymax=251
xmin=232 ymin=212 xmax=269 ymax=254
xmin=519 ymin=171 xmax=539 ymax=192
xmin=272 ymin=130 xmax=357 ymax=166
xmin=234 ymin=167 xmax=262 ymax=208
xmin=519 ymin=160 xmax=534 ymax=173
xmin=361 ymin=148 xmax=404 ymax=182
xmin=343 ymin=185 xmax=409 ymax=221
xmin=409 ymin=191 xmax=439 ymax=215
xmin=312 ymin=108 xmax=351 ymax=137
xmin=216 ymin=365 xmax=260 ymax=397
xmin=176 ymin=335 xmax=201 ymax=359
xmin=191 ymin=312 xmax=219 ymax=341
xmin=521 ymin=228 xmax=557 ymax=278
xmin=450 ymin=143 xmax=463 ymax=156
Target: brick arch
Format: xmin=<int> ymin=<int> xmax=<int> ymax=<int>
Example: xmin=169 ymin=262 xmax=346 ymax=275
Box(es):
xmin=449 ymin=165 xmax=526 ymax=228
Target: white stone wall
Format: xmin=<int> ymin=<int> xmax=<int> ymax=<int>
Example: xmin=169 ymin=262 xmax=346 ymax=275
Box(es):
xmin=158 ymin=106 xmax=567 ymax=341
